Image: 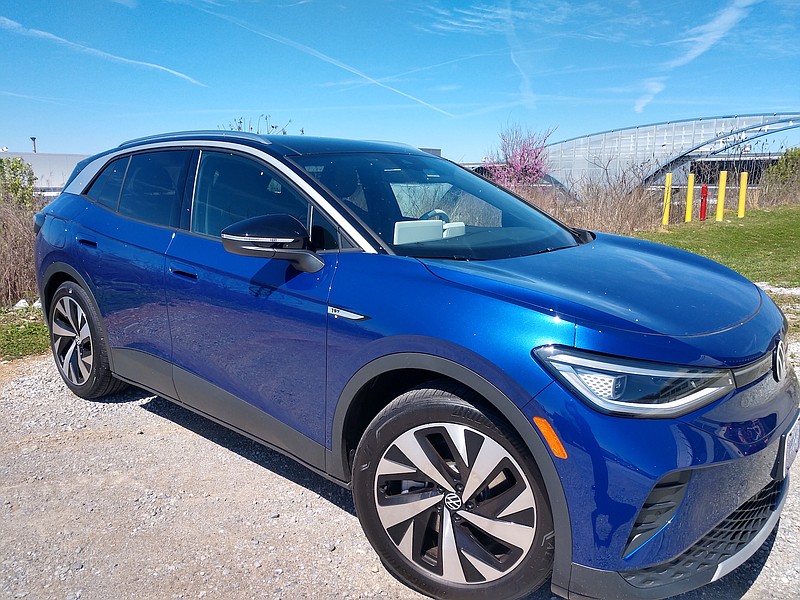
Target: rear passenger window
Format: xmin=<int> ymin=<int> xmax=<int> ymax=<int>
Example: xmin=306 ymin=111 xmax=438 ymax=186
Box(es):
xmin=192 ymin=151 xmax=309 ymax=237
xmin=86 ymin=156 xmax=129 ymax=210
xmin=118 ymin=151 xmax=190 ymax=227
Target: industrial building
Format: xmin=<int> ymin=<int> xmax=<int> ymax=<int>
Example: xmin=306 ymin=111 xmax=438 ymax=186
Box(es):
xmin=545 ymin=112 xmax=800 ymax=187
xmin=1 ymin=151 xmax=88 ymax=199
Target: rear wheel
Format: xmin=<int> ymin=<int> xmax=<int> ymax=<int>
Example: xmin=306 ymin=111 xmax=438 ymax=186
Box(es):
xmin=352 ymin=383 xmax=554 ymax=600
xmin=49 ymin=281 xmax=126 ymax=399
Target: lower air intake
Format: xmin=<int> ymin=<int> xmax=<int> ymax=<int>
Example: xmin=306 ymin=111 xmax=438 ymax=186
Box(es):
xmin=622 ymin=477 xmax=786 ymax=589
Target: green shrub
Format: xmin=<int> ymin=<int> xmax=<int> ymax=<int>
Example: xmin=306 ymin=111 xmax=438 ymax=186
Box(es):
xmin=0 ymin=157 xmax=37 ymax=209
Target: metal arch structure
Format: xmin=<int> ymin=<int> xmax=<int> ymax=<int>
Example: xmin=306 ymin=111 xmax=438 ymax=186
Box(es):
xmin=545 ymin=113 xmax=800 ymax=186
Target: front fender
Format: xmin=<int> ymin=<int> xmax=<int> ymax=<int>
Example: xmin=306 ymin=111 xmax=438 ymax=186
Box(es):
xmin=326 ymin=350 xmax=572 ymax=592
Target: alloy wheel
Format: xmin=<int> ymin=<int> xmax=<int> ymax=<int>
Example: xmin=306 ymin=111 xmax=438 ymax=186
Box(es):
xmin=51 ymin=295 xmax=94 ymax=386
xmin=374 ymin=422 xmax=537 ymax=584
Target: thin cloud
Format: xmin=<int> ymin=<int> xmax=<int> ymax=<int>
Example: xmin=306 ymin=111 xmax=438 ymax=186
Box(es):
xmin=0 ymin=16 xmax=206 ymax=87
xmin=322 ymin=50 xmax=508 ymax=94
xmin=0 ymin=89 xmax=70 ymax=105
xmin=418 ymin=2 xmax=580 ymax=35
xmin=634 ymin=78 xmax=667 ymax=113
xmin=200 ymin=9 xmax=454 ymax=117
xmin=433 ymin=84 xmax=463 ymax=93
xmin=631 ymin=0 xmax=761 ymax=112
xmin=417 ymin=4 xmax=538 ymax=108
xmin=665 ymin=0 xmax=762 ymax=68
xmin=424 ymin=5 xmax=521 ymax=34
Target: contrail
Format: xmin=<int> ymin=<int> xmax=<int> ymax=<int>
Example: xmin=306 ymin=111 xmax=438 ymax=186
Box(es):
xmin=0 ymin=16 xmax=206 ymax=87
xmin=201 ymin=9 xmax=454 ymax=117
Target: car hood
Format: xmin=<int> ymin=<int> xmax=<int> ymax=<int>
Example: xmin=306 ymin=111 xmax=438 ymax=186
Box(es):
xmin=421 ymin=233 xmax=763 ymax=337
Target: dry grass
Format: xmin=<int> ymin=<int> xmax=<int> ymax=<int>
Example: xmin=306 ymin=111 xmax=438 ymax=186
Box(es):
xmin=759 ymin=177 xmax=800 ymax=207
xmin=0 ymin=201 xmax=38 ymax=306
xmin=517 ymin=162 xmax=800 ymax=234
xmin=518 ymin=164 xmax=663 ymax=234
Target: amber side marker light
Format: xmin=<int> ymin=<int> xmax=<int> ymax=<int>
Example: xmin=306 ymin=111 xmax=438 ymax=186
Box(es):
xmin=533 ymin=416 xmax=568 ymax=459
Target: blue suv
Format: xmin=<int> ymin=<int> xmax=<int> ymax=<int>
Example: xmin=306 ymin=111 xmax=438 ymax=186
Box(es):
xmin=34 ymin=131 xmax=798 ymax=600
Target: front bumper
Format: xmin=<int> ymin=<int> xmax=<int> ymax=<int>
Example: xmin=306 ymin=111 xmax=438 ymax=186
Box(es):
xmin=557 ymin=474 xmax=788 ymax=599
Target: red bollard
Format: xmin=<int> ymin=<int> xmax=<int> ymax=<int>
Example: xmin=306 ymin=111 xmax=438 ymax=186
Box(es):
xmin=700 ymin=184 xmax=708 ymax=221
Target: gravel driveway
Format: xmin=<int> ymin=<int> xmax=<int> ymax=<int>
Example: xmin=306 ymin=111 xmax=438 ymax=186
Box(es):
xmin=2 ymin=349 xmax=799 ymax=600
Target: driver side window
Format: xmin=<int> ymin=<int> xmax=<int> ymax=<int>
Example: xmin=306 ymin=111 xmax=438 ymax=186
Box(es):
xmin=191 ymin=151 xmax=309 ymax=238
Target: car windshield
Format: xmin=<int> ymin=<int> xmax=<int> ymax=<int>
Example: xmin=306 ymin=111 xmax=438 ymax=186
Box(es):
xmin=293 ymin=152 xmax=579 ymax=260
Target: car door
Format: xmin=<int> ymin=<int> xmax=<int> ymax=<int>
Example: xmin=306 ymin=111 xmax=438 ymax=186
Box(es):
xmin=77 ymin=149 xmax=192 ymax=397
xmin=165 ymin=149 xmax=337 ymax=464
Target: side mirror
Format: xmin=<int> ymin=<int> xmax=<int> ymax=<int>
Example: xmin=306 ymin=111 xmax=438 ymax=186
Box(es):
xmin=221 ymin=214 xmax=324 ymax=273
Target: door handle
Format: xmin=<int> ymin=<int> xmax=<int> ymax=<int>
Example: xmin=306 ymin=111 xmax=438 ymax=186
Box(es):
xmin=78 ymin=236 xmax=97 ymax=248
xmin=169 ymin=265 xmax=198 ymax=280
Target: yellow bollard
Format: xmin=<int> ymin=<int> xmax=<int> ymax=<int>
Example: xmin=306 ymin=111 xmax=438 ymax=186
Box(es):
xmin=737 ymin=172 xmax=748 ymax=218
xmin=685 ymin=174 xmax=695 ymax=222
xmin=662 ymin=172 xmax=673 ymax=226
xmin=715 ymin=170 xmax=728 ymax=221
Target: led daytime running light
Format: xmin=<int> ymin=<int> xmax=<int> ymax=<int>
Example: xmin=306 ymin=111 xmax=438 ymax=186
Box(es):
xmin=535 ymin=346 xmax=736 ymax=417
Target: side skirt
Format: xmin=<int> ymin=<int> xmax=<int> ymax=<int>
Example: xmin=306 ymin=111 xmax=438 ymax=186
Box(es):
xmin=112 ymin=348 xmax=338 ymax=486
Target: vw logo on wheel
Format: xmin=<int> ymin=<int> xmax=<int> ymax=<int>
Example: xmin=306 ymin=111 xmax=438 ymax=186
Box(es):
xmin=444 ymin=493 xmax=463 ymax=511
xmin=774 ymin=339 xmax=788 ymax=383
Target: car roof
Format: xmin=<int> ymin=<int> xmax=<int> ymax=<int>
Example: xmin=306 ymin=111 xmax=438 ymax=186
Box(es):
xmin=63 ymin=131 xmax=436 ymax=194
xmin=117 ymin=131 xmax=426 ymax=157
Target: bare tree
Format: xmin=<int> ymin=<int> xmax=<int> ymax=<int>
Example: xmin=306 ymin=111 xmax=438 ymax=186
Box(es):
xmin=220 ymin=114 xmax=298 ymax=135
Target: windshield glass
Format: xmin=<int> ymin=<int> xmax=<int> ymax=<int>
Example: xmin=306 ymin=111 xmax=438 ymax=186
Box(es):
xmin=293 ymin=152 xmax=578 ymax=260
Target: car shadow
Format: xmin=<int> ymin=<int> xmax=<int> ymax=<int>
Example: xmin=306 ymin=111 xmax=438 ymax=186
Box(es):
xmin=128 ymin=391 xmax=357 ymax=516
xmin=84 ymin=384 xmax=153 ymax=404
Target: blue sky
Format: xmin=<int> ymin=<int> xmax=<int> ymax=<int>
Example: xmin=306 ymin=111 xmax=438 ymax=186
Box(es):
xmin=1 ymin=0 xmax=798 ymax=162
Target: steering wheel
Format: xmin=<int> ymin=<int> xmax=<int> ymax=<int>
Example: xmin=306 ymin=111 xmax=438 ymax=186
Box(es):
xmin=418 ymin=209 xmax=450 ymax=223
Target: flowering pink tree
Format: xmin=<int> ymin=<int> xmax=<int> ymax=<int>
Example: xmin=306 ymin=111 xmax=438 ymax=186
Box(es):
xmin=483 ymin=125 xmax=552 ymax=191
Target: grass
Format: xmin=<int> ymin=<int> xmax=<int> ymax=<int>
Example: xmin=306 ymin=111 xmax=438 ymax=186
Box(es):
xmin=635 ymin=205 xmax=800 ymax=288
xmin=0 ymin=308 xmax=49 ymax=361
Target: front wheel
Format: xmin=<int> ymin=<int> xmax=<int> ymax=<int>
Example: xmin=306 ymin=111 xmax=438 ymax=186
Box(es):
xmin=352 ymin=383 xmax=554 ymax=600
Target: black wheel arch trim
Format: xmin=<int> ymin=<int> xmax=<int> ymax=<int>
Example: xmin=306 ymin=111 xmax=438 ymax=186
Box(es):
xmin=40 ymin=262 xmax=115 ymax=372
xmin=326 ymin=351 xmax=572 ymax=593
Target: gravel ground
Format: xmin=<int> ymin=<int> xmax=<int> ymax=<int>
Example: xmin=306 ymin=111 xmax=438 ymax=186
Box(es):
xmin=1 ymin=347 xmax=799 ymax=600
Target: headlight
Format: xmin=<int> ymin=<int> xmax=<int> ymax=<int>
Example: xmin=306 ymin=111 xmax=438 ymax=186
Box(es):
xmin=533 ymin=346 xmax=735 ymax=417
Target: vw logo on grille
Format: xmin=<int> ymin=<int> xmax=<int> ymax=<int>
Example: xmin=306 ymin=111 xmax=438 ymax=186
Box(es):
xmin=774 ymin=338 xmax=788 ymax=383
xmin=444 ymin=493 xmax=463 ymax=511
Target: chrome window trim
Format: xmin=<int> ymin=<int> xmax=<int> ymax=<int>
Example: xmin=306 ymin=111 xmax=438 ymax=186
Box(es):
xmin=66 ymin=139 xmax=378 ymax=254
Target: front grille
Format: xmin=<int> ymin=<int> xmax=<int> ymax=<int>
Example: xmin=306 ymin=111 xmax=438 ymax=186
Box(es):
xmin=622 ymin=478 xmax=785 ymax=589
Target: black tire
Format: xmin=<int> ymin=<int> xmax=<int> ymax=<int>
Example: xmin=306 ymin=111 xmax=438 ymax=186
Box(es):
xmin=48 ymin=281 xmax=127 ymax=399
xmin=352 ymin=382 xmax=554 ymax=600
